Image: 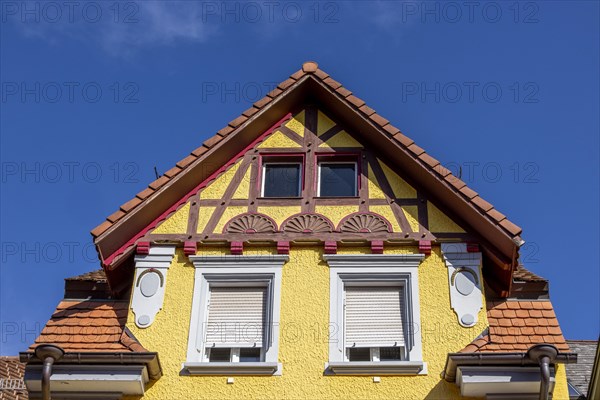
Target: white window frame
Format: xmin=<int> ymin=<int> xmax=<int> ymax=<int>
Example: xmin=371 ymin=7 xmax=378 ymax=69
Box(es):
xmin=323 ymin=254 xmax=427 ymax=375
xmin=317 ymin=161 xmax=358 ymax=197
xmin=184 ymin=255 xmax=287 ymax=376
xmin=261 ymin=161 xmax=302 ymax=198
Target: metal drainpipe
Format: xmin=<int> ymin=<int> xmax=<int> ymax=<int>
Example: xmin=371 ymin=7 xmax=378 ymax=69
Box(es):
xmin=527 ymin=344 xmax=558 ymax=400
xmin=34 ymin=345 xmax=65 ymax=400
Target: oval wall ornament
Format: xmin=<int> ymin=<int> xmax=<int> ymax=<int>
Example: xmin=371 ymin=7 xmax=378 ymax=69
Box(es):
xmin=140 ymin=271 xmax=161 ymax=297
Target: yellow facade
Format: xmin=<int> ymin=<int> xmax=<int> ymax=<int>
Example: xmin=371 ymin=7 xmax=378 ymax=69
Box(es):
xmin=126 ymin=246 xmax=491 ymax=399
xmin=135 ymin=107 xmax=569 ymax=399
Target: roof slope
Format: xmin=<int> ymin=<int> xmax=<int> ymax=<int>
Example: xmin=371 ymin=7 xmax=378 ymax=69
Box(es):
xmin=0 ymin=357 xmax=27 ymax=400
xmin=29 ymin=300 xmax=146 ymax=353
xmin=90 ymin=61 xmax=524 ymax=294
xmin=566 ymin=340 xmax=599 ymax=397
xmin=461 ymin=300 xmax=569 ymax=353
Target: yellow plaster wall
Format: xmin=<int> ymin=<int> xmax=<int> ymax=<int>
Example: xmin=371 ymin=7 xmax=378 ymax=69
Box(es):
xmin=232 ymin=166 xmax=251 ymax=200
xmin=317 ymin=110 xmax=336 ymax=136
xmin=258 ymin=130 xmax=302 ymax=148
xmin=151 ymin=202 xmax=190 ymax=234
xmin=125 ymin=246 xmax=498 ymax=400
xmin=314 ymin=205 xmax=359 ymax=227
xmin=428 ymin=203 xmax=466 ymax=233
xmin=367 ymin=164 xmax=387 ymax=199
xmin=403 ymin=206 xmax=421 ymax=232
xmin=319 ymin=131 xmax=363 ymax=148
xmin=553 ymin=364 xmax=569 ymax=399
xmin=257 ymin=206 xmax=302 ymax=227
xmin=379 ymin=159 xmax=417 ymax=199
xmin=285 ymin=110 xmax=305 ymax=137
xmin=214 ymin=206 xmax=248 ymax=233
xmin=196 ymin=207 xmax=216 ymax=234
xmin=200 ymin=160 xmax=242 ymax=200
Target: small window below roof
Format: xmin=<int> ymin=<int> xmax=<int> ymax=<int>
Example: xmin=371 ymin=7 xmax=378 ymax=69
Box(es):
xmin=262 ymin=163 xmax=302 ymax=198
xmin=318 ymin=162 xmax=357 ymax=197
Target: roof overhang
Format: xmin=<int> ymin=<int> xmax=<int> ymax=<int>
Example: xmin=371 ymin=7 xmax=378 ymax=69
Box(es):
xmin=20 ymin=351 xmax=161 ymax=398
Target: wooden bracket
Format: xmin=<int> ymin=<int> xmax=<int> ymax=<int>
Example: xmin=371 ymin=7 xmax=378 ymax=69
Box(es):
xmin=419 ymin=240 xmax=432 ymax=255
xmin=370 ymin=240 xmax=384 ymax=254
xmin=183 ymin=241 xmax=197 ymax=256
xmin=277 ymin=241 xmax=290 ymax=255
xmin=324 ymin=241 xmax=337 ymax=254
xmin=230 ymin=241 xmax=243 ymax=255
xmin=137 ymin=242 xmax=150 ymax=255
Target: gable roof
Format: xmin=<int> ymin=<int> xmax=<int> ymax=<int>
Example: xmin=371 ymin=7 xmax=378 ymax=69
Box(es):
xmin=90 ymin=61 xmax=524 ymax=293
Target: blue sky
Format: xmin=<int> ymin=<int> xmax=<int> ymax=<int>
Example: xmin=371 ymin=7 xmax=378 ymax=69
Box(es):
xmin=1 ymin=1 xmax=598 ymax=355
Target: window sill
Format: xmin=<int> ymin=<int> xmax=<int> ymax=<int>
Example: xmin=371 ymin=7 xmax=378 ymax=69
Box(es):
xmin=182 ymin=362 xmax=281 ymax=376
xmin=326 ymin=361 xmax=424 ymax=375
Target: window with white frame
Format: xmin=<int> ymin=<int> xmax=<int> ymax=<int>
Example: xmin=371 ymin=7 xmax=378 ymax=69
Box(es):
xmin=323 ymin=254 xmax=426 ymax=375
xmin=184 ymin=255 xmax=287 ymax=376
xmin=262 ymin=162 xmax=302 ymax=198
xmin=344 ymin=285 xmax=407 ymax=362
xmin=317 ymin=161 xmax=357 ymax=197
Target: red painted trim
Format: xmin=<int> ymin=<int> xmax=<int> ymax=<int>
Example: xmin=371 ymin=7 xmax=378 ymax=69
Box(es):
xmin=371 ymin=240 xmax=384 ymax=254
xmin=230 ymin=241 xmax=243 ymax=255
xmin=324 ymin=241 xmax=337 ymax=254
xmin=467 ymin=242 xmax=480 ymax=253
xmin=136 ymin=242 xmax=150 ymax=255
xmin=103 ymin=113 xmax=293 ymax=267
xmin=276 ymin=241 xmax=290 ymax=254
xmin=183 ymin=241 xmax=197 ymax=256
xmin=419 ymin=240 xmax=432 ymax=255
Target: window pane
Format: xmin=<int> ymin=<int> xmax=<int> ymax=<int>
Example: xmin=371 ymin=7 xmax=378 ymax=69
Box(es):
xmin=348 ymin=347 xmax=371 ymax=362
xmin=239 ymin=348 xmax=261 ymax=362
xmin=263 ymin=164 xmax=301 ymax=197
xmin=319 ymin=163 xmax=356 ymax=197
xmin=380 ymin=347 xmax=401 ymax=361
xmin=208 ymin=348 xmax=231 ymax=362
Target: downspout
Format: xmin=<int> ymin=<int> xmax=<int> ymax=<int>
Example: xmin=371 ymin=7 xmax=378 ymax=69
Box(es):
xmin=34 ymin=345 xmax=64 ymax=400
xmin=527 ymin=344 xmax=558 ymax=400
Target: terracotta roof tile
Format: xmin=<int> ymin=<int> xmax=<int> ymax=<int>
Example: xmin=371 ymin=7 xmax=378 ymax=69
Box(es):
xmin=278 ymin=78 xmax=296 ymax=90
xmin=176 ymin=154 xmax=197 ymax=169
xmin=228 ymin=115 xmax=248 ymax=128
xmin=217 ymin=125 xmax=235 ymax=137
xmin=66 ymin=269 xmax=107 ymax=282
xmin=459 ymin=186 xmax=478 ymax=199
xmin=290 ymin=69 xmax=305 ymax=80
xmin=29 ymin=300 xmax=147 ymax=353
xmin=313 ymin=69 xmax=329 ymax=80
xmin=106 ymin=210 xmax=126 ymax=223
xmin=323 ymin=77 xmax=342 ymax=90
xmin=148 ymin=176 xmax=170 ymax=191
xmin=120 ymin=197 xmax=142 ymax=212
xmin=461 ymin=300 xmax=569 ymax=353
xmin=336 ymin=87 xmax=352 ymax=98
xmin=163 ymin=166 xmax=182 ymax=178
xmin=92 ymin=61 xmax=524 ymax=251
xmin=242 ymin=106 xmax=260 ymax=118
xmin=136 ymin=187 xmax=155 ymax=200
xmin=0 ymin=356 xmax=27 ymax=399
xmin=369 ymin=114 xmax=389 ymax=127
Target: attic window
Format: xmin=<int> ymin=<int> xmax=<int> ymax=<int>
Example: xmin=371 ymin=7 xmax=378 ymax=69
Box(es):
xmin=262 ymin=162 xmax=302 ymax=198
xmin=317 ymin=161 xmax=357 ymax=197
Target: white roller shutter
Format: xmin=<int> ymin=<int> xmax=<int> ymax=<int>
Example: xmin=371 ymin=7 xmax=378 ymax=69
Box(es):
xmin=344 ymin=286 xmax=405 ymax=348
xmin=205 ymin=287 xmax=266 ymax=347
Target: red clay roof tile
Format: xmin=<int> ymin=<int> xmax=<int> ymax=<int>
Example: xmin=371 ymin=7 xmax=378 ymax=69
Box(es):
xmin=30 ymin=300 xmax=147 ymax=353
xmin=463 ymin=300 xmax=569 ymax=354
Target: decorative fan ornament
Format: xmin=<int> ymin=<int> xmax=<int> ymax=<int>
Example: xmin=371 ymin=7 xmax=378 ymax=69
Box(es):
xmin=339 ymin=212 xmax=392 ymax=233
xmin=224 ymin=213 xmax=277 ymax=234
xmin=282 ymin=213 xmax=334 ymax=234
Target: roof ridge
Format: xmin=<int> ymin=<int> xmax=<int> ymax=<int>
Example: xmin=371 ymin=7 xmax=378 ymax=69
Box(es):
xmin=91 ymin=61 xmax=523 ymax=267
